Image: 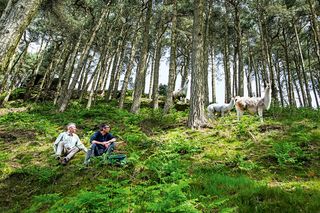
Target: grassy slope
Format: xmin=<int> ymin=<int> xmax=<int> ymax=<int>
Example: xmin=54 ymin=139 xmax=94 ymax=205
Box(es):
xmin=0 ymin=100 xmax=319 ymax=212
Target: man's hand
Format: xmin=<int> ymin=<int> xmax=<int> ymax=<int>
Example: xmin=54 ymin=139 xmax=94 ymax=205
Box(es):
xmin=104 ymin=141 xmax=110 ymax=148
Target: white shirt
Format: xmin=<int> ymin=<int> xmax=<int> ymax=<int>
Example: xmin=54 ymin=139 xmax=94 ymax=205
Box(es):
xmin=53 ymin=132 xmax=87 ymax=153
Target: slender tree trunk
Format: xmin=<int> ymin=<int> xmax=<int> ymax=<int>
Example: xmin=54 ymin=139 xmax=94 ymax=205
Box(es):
xmin=252 ymin=57 xmax=259 ymax=97
xmin=294 ymin=23 xmax=312 ymax=107
xmin=210 ymin=46 xmax=216 ymax=103
xmin=106 ymin=41 xmax=122 ymax=101
xmin=56 ymin=34 xmax=82 ymax=106
xmin=35 ymin=44 xmax=59 ymax=102
xmin=223 ymin=2 xmax=231 ymax=102
xmin=54 ymin=48 xmax=73 ymax=105
xmin=119 ymin=33 xmax=139 ymax=109
xmin=59 ymin=6 xmax=109 ymax=112
xmin=188 ymin=0 xmax=207 ymax=129
xmin=308 ymin=46 xmax=319 ymax=108
xmin=99 ymin=55 xmax=113 ymax=95
xmin=307 ymin=0 xmax=320 ymax=64
xmin=164 ymin=0 xmax=178 ymax=113
xmin=203 ymin=0 xmax=210 ymax=106
xmin=148 ymin=51 xmax=155 ymax=100
xmin=293 ymin=78 xmax=303 ymax=107
xmin=234 ymin=2 xmax=244 ymax=97
xmin=293 ymin=55 xmax=307 ymax=107
xmin=232 ymin=46 xmax=238 ymax=97
xmin=151 ymin=32 xmax=164 ymax=110
xmin=24 ymin=40 xmax=49 ymax=100
xmin=0 ymin=0 xmax=42 ymax=73
xmin=112 ymin=43 xmax=127 ymax=99
xmin=275 ymin=57 xmax=284 ymax=107
xmin=130 ymin=0 xmax=152 ymax=114
xmin=86 ymin=59 xmax=102 ymax=109
xmin=282 ymin=29 xmax=295 ymax=106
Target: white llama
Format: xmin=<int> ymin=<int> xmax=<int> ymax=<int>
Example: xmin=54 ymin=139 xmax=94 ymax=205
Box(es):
xmin=235 ymin=83 xmax=271 ymax=122
xmin=173 ymin=79 xmax=189 ymax=103
xmin=207 ymin=98 xmax=235 ymax=118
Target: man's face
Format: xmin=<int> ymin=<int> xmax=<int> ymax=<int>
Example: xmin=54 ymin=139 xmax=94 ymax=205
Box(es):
xmin=68 ymin=125 xmax=76 ymax=134
xmin=101 ymin=126 xmax=110 ymax=135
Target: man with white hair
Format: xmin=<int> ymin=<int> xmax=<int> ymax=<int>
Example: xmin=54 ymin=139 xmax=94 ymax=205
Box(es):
xmin=54 ymin=123 xmax=87 ymax=165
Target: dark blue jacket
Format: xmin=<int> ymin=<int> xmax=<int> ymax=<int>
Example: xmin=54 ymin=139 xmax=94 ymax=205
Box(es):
xmin=90 ymin=131 xmax=115 ymax=149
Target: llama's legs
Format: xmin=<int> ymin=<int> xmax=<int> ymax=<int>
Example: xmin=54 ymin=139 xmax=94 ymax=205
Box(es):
xmin=236 ymin=109 xmax=244 ymax=120
xmin=258 ymin=107 xmax=264 ymax=122
xmin=208 ymin=109 xmax=214 ymax=119
xmin=221 ymin=111 xmax=225 ymax=117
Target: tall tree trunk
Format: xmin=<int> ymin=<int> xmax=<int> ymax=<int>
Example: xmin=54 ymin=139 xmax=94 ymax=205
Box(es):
xmin=130 ymin=0 xmax=152 ymax=114
xmin=112 ymin=43 xmax=127 ymax=99
xmin=54 ymin=48 xmax=72 ymax=105
xmin=59 ymin=6 xmax=109 ymax=112
xmin=188 ymin=0 xmax=207 ymax=129
xmin=151 ymin=28 xmax=164 ymax=110
xmin=293 ymin=55 xmax=307 ymax=107
xmin=293 ymin=78 xmax=303 ymax=107
xmin=24 ymin=39 xmax=49 ymax=100
xmin=106 ymin=40 xmax=122 ymax=101
xmin=282 ymin=29 xmax=295 ymax=106
xmin=119 ymin=33 xmax=139 ymax=109
xmin=99 ymin=55 xmax=113 ymax=95
xmin=275 ymin=57 xmax=284 ymax=107
xmin=86 ymin=59 xmax=102 ymax=109
xmin=308 ymin=46 xmax=319 ymax=108
xmin=0 ymin=0 xmax=42 ymax=73
xmin=232 ymin=45 xmax=238 ymax=97
xmin=148 ymin=52 xmax=155 ymax=100
xmin=56 ymin=34 xmax=82 ymax=106
xmin=233 ymin=1 xmax=244 ymax=96
xmin=252 ymin=56 xmax=260 ymax=97
xmin=307 ymin=0 xmax=320 ymax=65
xmin=202 ymin=0 xmax=210 ymax=106
xmin=294 ymin=23 xmax=312 ymax=107
xmin=210 ymin=46 xmax=216 ymax=103
xmin=164 ymin=0 xmax=178 ymax=113
xmin=223 ymin=2 xmax=231 ymax=102
xmin=35 ymin=44 xmax=59 ymax=102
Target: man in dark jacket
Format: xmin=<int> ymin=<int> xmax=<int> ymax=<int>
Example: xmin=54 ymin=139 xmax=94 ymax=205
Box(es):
xmin=84 ymin=124 xmax=116 ymax=164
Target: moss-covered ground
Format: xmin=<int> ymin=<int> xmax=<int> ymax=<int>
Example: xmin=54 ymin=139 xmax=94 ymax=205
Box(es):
xmin=0 ymin=99 xmax=319 ymax=212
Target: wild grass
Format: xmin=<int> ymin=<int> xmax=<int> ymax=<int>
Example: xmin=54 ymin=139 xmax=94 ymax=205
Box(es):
xmin=0 ymin=99 xmax=319 ymax=212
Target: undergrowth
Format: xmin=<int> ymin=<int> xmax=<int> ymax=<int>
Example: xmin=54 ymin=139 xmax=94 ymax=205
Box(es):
xmin=0 ymin=100 xmax=319 ymax=212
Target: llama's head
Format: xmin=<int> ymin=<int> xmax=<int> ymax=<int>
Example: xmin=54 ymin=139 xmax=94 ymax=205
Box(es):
xmin=234 ymin=96 xmax=241 ymax=102
xmin=265 ymin=82 xmax=271 ymax=90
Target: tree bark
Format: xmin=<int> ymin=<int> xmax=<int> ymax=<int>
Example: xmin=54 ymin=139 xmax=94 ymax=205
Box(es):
xmin=59 ymin=6 xmax=109 ymax=112
xmin=294 ymin=22 xmax=312 ymax=107
xmin=130 ymin=0 xmax=152 ymax=114
xmin=187 ymin=0 xmax=207 ymax=129
xmin=0 ymin=0 xmax=42 ymax=73
xmin=164 ymin=0 xmax=178 ymax=113
xmin=210 ymin=46 xmax=216 ymax=103
xmin=119 ymin=33 xmax=139 ymax=109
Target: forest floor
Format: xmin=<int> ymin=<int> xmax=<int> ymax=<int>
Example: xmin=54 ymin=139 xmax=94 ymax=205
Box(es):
xmin=0 ymin=99 xmax=319 ymax=212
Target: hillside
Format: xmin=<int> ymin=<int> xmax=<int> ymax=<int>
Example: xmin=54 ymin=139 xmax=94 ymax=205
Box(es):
xmin=0 ymin=100 xmax=319 ymax=212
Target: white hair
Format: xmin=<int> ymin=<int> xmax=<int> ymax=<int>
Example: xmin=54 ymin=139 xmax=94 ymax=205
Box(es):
xmin=67 ymin=123 xmax=76 ymax=128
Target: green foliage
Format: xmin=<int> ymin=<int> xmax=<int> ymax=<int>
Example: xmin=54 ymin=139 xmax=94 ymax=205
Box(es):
xmin=272 ymin=142 xmax=305 ymax=166
xmin=158 ymin=83 xmax=168 ymax=96
xmin=25 ymin=193 xmax=61 ymax=213
xmin=0 ymin=101 xmax=319 ymax=212
xmin=15 ymin=166 xmax=58 ymax=184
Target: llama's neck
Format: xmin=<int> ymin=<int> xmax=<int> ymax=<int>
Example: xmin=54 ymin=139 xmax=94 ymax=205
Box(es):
xmin=263 ymin=87 xmax=271 ymax=110
xmin=226 ymin=98 xmax=234 ymax=110
xmin=182 ymin=81 xmax=189 ymax=95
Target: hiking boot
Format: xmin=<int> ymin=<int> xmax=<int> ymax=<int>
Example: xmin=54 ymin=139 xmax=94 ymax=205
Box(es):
xmin=60 ymin=157 xmax=68 ymax=165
